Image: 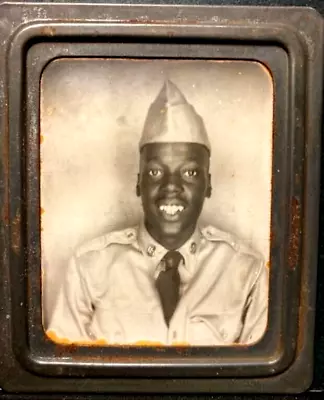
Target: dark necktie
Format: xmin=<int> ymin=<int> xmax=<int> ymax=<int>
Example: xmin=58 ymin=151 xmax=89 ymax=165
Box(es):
xmin=155 ymin=250 xmax=183 ymax=326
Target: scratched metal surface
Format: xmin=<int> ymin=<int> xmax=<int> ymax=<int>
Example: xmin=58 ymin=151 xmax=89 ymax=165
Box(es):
xmin=0 ymin=0 xmax=324 ymax=399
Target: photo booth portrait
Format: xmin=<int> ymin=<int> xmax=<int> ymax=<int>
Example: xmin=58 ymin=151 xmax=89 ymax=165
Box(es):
xmin=40 ymin=59 xmax=273 ymax=346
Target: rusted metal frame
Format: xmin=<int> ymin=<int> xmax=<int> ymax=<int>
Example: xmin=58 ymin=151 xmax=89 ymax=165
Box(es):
xmin=0 ymin=2 xmax=321 ymax=394
xmin=6 ymin=20 xmax=301 ymax=377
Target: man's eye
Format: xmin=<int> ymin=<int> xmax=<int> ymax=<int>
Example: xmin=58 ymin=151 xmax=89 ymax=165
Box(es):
xmin=183 ymin=169 xmax=198 ymax=177
xmin=148 ymin=169 xmax=162 ymax=177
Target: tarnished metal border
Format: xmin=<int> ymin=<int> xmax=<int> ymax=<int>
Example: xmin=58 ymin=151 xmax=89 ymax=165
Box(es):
xmin=0 ymin=2 xmax=322 ymax=394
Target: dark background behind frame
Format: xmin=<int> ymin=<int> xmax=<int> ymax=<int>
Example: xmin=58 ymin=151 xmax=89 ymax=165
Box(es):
xmin=1 ymin=0 xmax=324 ymax=398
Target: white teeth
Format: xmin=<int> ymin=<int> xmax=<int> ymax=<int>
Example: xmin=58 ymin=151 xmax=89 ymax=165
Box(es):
xmin=159 ymin=205 xmax=184 ymax=215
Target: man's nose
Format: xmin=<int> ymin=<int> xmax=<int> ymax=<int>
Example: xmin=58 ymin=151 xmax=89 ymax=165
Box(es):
xmin=161 ymin=173 xmax=182 ymax=193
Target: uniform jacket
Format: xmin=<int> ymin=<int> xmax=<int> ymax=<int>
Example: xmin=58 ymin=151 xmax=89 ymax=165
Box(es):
xmin=47 ymin=222 xmax=269 ymax=346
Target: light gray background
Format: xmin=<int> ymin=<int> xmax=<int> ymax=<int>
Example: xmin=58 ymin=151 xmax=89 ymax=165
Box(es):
xmin=41 ymin=59 xmax=273 ymax=326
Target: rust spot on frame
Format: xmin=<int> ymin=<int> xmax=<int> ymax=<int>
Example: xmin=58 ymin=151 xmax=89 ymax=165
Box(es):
xmin=41 ymin=26 xmax=56 ymax=36
xmin=295 ymin=172 xmax=301 ymax=185
xmin=46 ymin=330 xmax=190 ymax=356
xmin=11 ymin=209 xmax=21 ymax=255
xmin=288 ymin=196 xmax=301 ymax=270
xmin=1 ymin=194 xmax=9 ymax=225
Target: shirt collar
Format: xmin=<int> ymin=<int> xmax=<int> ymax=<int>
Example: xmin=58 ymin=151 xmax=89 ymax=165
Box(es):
xmin=137 ymin=220 xmax=202 ymax=276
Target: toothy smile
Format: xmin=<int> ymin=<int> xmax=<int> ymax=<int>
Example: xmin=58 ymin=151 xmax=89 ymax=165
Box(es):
xmin=159 ymin=204 xmax=185 ymax=216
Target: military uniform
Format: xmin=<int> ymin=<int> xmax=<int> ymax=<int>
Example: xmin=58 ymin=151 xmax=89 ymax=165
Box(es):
xmin=47 ymin=222 xmax=268 ymax=345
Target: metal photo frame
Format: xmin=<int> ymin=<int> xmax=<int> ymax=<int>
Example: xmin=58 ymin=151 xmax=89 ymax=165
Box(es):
xmin=0 ymin=2 xmax=323 ymax=394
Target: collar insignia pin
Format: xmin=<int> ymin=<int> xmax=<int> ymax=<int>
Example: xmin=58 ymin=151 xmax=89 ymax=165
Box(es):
xmin=147 ymin=245 xmax=156 ymax=257
xmin=190 ymin=242 xmax=197 ymax=254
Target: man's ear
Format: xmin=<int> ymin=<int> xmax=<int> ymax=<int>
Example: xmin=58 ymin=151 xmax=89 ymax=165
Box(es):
xmin=136 ymin=174 xmax=141 ymax=197
xmin=206 ymin=174 xmax=212 ymax=198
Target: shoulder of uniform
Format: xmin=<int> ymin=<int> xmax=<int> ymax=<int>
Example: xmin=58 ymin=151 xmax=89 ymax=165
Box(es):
xmin=201 ymin=225 xmax=238 ymax=249
xmin=75 ymin=226 xmax=138 ymax=258
xmin=201 ymin=225 xmax=263 ymax=261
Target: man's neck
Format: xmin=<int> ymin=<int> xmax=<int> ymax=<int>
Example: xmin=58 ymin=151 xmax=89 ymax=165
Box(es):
xmin=144 ymin=222 xmax=196 ymax=251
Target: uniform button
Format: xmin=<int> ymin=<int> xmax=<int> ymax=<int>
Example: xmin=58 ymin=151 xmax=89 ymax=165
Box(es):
xmin=126 ymin=230 xmax=134 ymax=238
xmin=172 ymin=331 xmax=177 ymax=340
xmin=231 ymin=241 xmax=238 ymax=250
xmin=220 ymin=329 xmax=227 ymax=339
xmin=87 ymin=329 xmax=96 ymax=340
xmin=147 ymin=245 xmax=156 ymax=257
xmin=190 ymin=242 xmax=197 ymax=254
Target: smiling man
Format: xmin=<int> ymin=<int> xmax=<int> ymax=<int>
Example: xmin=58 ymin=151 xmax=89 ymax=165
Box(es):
xmin=47 ymin=80 xmax=269 ymax=346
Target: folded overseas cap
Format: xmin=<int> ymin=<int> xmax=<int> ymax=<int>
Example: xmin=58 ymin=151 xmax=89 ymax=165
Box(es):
xmin=139 ymin=80 xmax=211 ymax=153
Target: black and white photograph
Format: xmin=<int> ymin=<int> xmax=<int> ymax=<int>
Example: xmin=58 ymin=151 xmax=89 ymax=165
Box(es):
xmin=41 ymin=59 xmax=272 ymax=346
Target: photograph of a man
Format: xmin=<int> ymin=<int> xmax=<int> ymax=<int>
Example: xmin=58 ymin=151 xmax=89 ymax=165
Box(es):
xmin=46 ymin=79 xmax=269 ymax=346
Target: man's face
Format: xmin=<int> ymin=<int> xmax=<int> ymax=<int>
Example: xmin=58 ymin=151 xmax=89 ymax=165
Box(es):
xmin=137 ymin=142 xmax=211 ymax=249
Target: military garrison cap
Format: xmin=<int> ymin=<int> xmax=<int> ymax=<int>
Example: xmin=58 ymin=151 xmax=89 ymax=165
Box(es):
xmin=139 ymin=80 xmax=211 ymax=152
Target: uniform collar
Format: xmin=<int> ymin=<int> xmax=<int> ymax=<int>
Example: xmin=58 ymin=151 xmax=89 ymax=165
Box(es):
xmin=137 ymin=221 xmax=202 ymax=276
